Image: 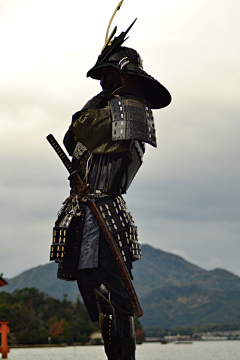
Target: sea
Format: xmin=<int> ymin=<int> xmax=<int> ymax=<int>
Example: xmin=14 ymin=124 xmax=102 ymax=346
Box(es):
xmin=5 ymin=341 xmax=240 ymax=360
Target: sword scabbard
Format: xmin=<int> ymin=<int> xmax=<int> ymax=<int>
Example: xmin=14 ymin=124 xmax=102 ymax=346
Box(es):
xmin=88 ymin=201 xmax=143 ymax=318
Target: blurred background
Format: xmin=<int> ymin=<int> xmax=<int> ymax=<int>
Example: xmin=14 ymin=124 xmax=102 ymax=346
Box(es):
xmin=0 ymin=0 xmax=239 ymax=278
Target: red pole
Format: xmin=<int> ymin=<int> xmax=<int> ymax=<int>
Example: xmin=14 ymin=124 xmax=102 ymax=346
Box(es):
xmin=0 ymin=321 xmax=10 ymax=359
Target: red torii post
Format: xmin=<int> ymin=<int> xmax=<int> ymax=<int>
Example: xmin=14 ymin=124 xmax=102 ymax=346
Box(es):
xmin=0 ymin=322 xmax=10 ymax=359
xmin=0 ymin=275 xmax=10 ymax=358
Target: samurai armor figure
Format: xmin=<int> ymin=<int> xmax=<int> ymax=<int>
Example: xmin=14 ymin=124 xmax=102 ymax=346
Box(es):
xmin=49 ymin=4 xmax=171 ymax=359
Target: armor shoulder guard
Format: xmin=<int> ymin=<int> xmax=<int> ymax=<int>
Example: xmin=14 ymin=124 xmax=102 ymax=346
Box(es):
xmin=109 ymin=96 xmax=157 ymax=147
xmin=77 ymin=90 xmax=114 ymax=113
xmin=64 ymin=91 xmax=111 ymax=155
xmin=71 ymin=90 xmax=114 ymax=125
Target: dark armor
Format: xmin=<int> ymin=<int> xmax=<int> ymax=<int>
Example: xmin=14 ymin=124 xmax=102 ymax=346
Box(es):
xmin=49 ymin=195 xmax=85 ymax=280
xmin=86 ymin=141 xmax=144 ymax=196
xmin=52 ymin=94 xmax=149 ymax=278
xmin=68 ymin=95 xmax=151 ymax=196
xmin=110 ymin=97 xmax=156 ymax=147
xmin=94 ymin=284 xmax=136 ymax=360
xmin=50 ymin=94 xmax=147 ymax=282
xmin=96 ymin=196 xmax=141 ymax=266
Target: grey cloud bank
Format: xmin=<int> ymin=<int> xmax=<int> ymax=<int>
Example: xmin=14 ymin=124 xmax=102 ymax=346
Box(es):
xmin=0 ymin=0 xmax=240 ymax=278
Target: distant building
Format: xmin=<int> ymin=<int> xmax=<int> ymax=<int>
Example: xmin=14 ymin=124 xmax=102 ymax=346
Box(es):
xmin=0 ymin=275 xmax=8 ymax=287
xmin=89 ymin=331 xmax=103 ymax=345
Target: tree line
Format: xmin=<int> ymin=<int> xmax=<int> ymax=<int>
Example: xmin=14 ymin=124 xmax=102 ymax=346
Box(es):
xmin=0 ymin=287 xmax=98 ymax=345
xmin=0 ymin=287 xmax=144 ymax=345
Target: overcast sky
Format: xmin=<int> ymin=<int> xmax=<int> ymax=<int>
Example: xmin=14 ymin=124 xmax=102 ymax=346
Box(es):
xmin=1 ymin=0 xmax=240 ymax=279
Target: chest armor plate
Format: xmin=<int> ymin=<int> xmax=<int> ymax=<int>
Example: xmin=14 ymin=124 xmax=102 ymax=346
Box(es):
xmin=87 ymin=140 xmax=144 ymax=196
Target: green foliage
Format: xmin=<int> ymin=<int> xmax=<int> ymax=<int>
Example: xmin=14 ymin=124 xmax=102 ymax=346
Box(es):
xmin=134 ymin=318 xmax=143 ymax=331
xmin=134 ymin=317 xmax=145 ymax=342
xmin=141 ymin=285 xmax=240 ymax=329
xmin=144 ymin=327 xmax=166 ymax=337
xmin=5 ymin=245 xmax=240 ymax=330
xmin=0 ymin=287 xmax=98 ymax=345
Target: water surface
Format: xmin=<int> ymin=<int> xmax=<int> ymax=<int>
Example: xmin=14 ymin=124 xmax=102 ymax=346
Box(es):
xmin=6 ymin=341 xmax=240 ymax=360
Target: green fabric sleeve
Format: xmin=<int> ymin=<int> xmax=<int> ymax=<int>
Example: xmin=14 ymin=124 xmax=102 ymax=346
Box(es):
xmin=71 ymin=106 xmax=133 ymax=156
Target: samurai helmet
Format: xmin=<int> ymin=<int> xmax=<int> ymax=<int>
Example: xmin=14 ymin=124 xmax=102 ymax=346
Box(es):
xmin=87 ymin=1 xmax=171 ymax=109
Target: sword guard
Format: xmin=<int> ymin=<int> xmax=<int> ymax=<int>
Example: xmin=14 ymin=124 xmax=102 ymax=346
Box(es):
xmin=69 ymin=171 xmax=91 ymax=199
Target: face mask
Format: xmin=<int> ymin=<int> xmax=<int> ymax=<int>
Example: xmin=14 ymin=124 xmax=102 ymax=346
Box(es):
xmin=100 ymin=71 xmax=122 ymax=92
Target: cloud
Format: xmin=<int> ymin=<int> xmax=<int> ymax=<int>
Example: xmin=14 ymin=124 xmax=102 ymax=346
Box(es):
xmin=0 ymin=0 xmax=240 ymax=279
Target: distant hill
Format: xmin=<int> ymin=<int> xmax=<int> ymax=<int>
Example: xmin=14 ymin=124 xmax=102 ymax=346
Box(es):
xmin=4 ymin=244 xmax=240 ymax=329
xmin=141 ymin=284 xmax=240 ymax=329
xmin=132 ymin=245 xmax=240 ymax=297
xmin=4 ymin=262 xmax=79 ymax=302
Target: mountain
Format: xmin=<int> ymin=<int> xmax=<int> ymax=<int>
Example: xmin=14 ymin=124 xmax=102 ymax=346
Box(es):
xmin=132 ymin=245 xmax=240 ymax=297
xmin=3 ymin=244 xmax=240 ymax=329
xmin=4 ymin=262 xmax=79 ymax=302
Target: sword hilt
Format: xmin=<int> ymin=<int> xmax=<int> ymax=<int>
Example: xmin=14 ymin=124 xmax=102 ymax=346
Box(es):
xmin=46 ymin=134 xmax=73 ymax=174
